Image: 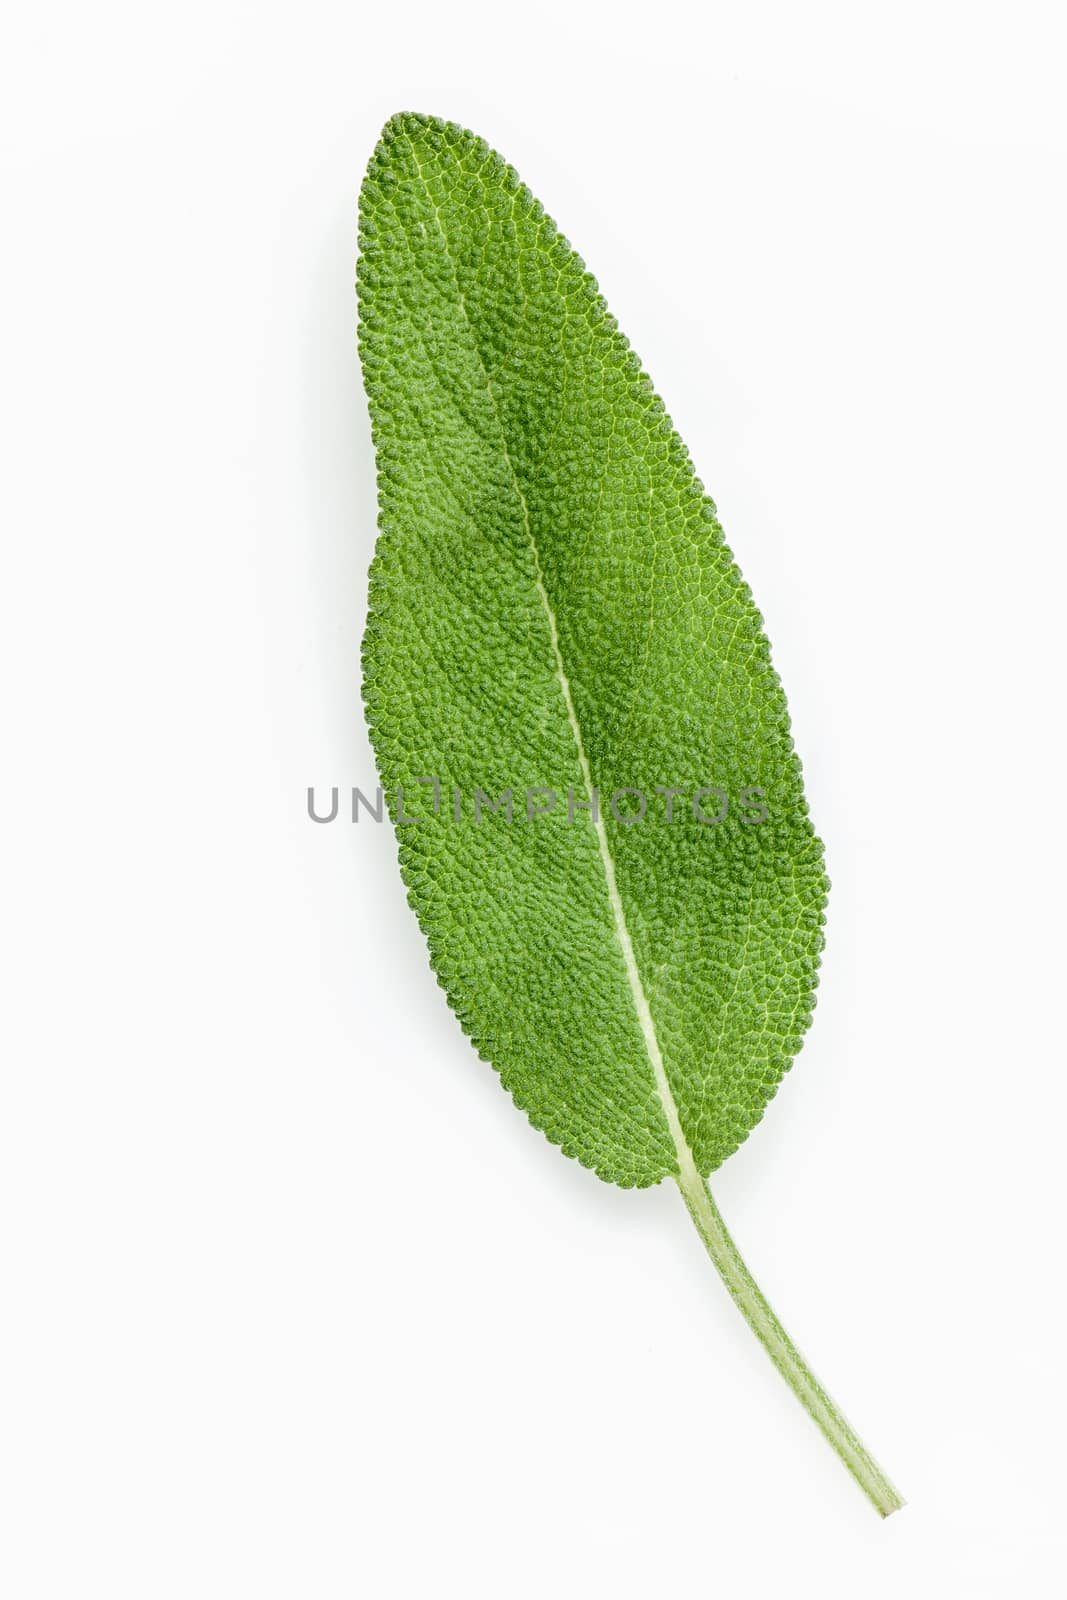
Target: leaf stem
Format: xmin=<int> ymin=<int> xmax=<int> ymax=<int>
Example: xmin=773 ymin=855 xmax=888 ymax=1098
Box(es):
xmin=674 ymin=1160 xmax=903 ymax=1517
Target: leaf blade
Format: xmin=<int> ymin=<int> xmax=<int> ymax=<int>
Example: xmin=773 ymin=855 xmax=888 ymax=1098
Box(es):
xmin=358 ymin=112 xmax=828 ymax=1186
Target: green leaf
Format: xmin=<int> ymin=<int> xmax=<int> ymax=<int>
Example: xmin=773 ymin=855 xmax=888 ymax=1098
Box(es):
xmin=357 ymin=112 xmax=901 ymax=1516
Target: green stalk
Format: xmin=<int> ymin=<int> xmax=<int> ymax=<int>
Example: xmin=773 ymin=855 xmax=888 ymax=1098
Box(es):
xmin=675 ymin=1161 xmax=904 ymax=1517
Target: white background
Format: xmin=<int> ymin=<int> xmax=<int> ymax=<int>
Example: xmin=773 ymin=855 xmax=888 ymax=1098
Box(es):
xmin=3 ymin=3 xmax=1066 ymax=1595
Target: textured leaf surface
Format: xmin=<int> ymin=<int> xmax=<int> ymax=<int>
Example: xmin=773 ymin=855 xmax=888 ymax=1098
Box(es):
xmin=358 ymin=113 xmax=828 ymax=1187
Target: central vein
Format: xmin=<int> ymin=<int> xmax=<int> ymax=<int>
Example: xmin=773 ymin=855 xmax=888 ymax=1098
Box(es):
xmin=412 ymin=144 xmax=697 ymax=1179
xmin=522 ymin=514 xmax=696 ymax=1181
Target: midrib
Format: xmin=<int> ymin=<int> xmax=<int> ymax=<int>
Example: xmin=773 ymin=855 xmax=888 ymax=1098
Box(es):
xmin=411 ymin=147 xmax=698 ymax=1181
xmin=520 ymin=514 xmax=696 ymax=1182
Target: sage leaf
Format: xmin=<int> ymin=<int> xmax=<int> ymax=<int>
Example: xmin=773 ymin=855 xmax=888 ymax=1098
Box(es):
xmin=357 ymin=112 xmax=902 ymax=1517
